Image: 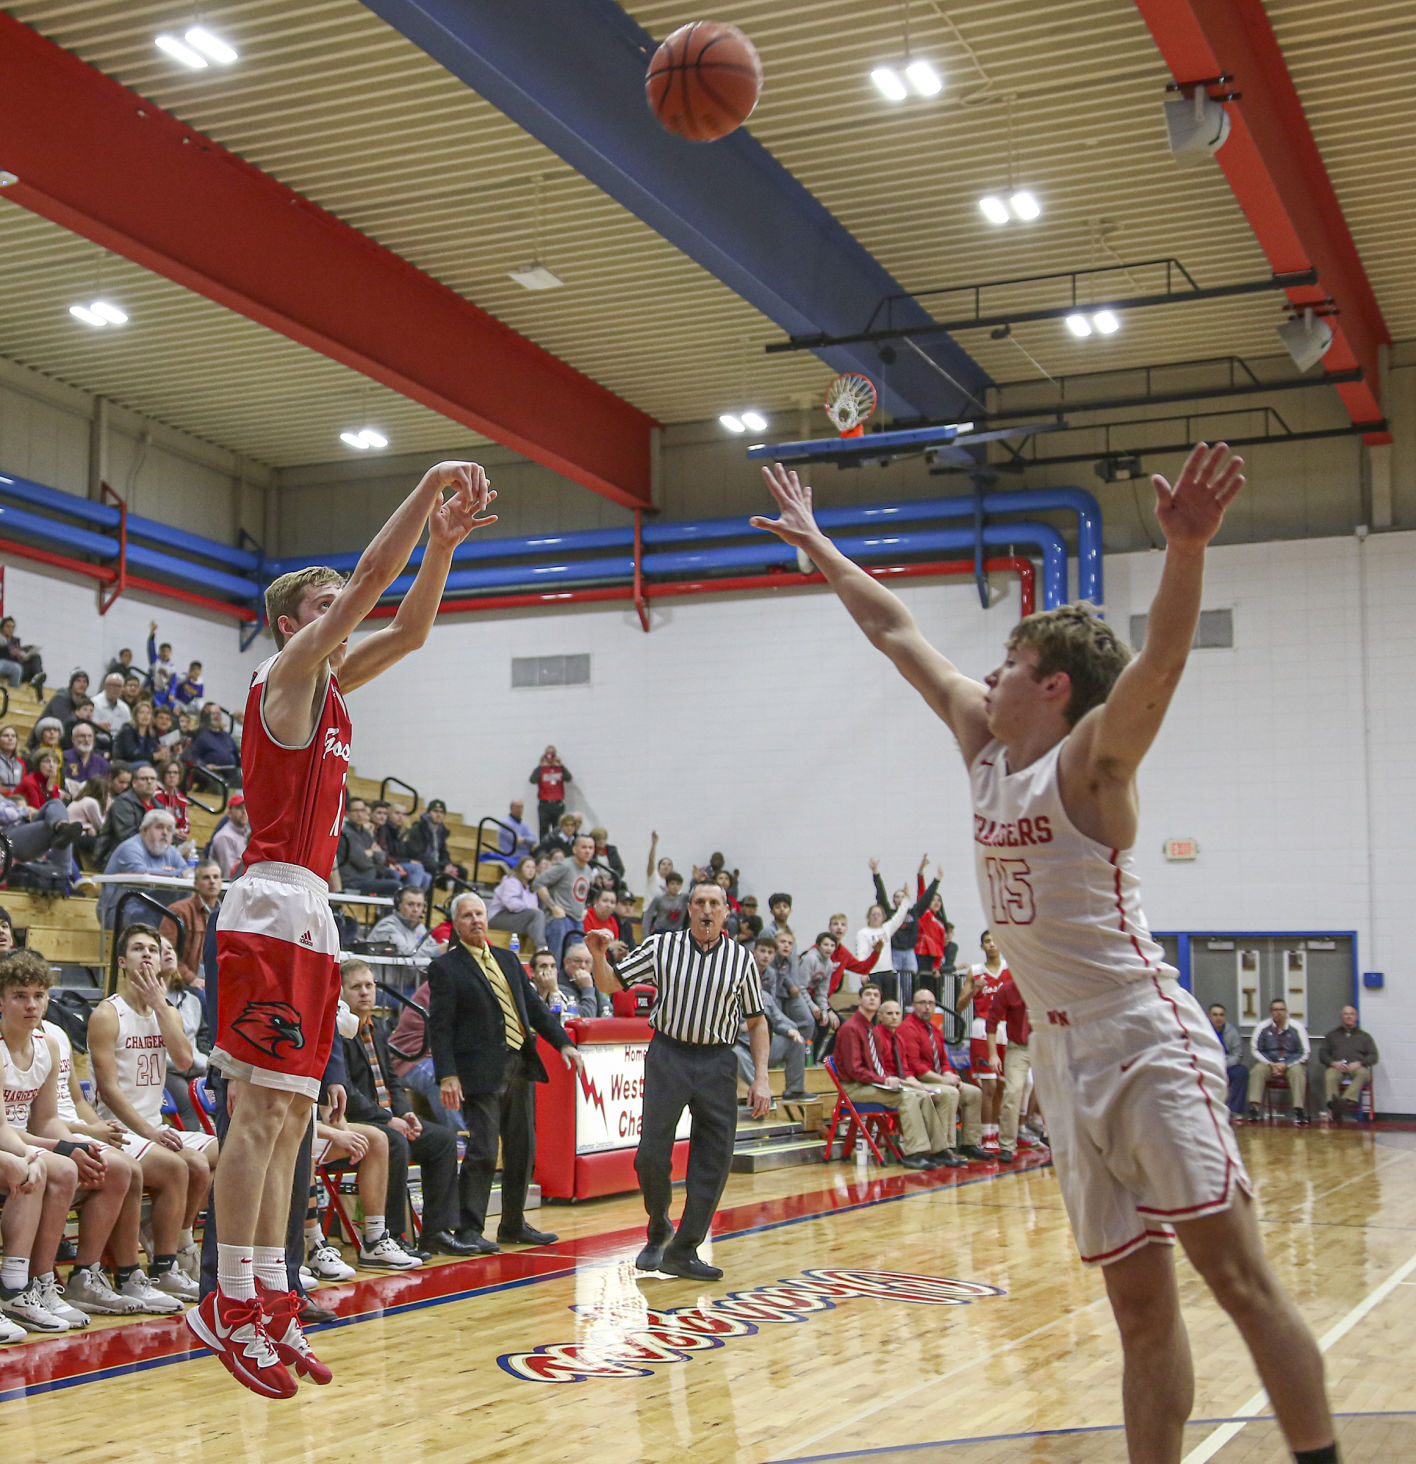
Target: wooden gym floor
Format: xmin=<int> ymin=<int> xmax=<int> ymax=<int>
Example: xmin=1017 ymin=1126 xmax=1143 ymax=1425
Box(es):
xmin=2 ymin=1123 xmax=1413 ymax=1464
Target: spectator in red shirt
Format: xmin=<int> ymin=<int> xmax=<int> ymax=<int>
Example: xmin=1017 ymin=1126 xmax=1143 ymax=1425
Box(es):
xmin=899 ymin=989 xmax=988 ymax=1160
xmin=984 ymin=974 xmax=1035 ymax=1163
xmin=830 ymin=984 xmax=941 ymax=1170
xmin=529 ymin=745 xmax=571 ymax=842
xmin=17 ymin=748 xmax=65 ymax=809
xmin=154 ymin=758 xmax=191 ymax=843
xmin=913 ymin=877 xmax=949 ymax=998
xmin=581 ymin=886 xmax=619 ymax=942
xmin=874 ymin=999 xmax=966 ymax=1167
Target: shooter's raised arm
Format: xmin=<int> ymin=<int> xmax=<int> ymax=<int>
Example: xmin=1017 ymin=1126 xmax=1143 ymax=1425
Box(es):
xmin=752 ymin=462 xmax=990 ymax=761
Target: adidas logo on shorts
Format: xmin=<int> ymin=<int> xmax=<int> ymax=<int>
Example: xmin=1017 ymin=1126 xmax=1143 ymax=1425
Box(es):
xmin=300 ymin=931 xmax=314 ymax=948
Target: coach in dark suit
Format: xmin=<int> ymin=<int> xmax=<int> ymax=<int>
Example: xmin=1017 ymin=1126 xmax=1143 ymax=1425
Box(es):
xmin=428 ymin=890 xmax=584 ymax=1252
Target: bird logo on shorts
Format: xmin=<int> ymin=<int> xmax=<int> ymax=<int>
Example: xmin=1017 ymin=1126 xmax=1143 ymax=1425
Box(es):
xmin=232 ymin=1001 xmax=307 ymax=1059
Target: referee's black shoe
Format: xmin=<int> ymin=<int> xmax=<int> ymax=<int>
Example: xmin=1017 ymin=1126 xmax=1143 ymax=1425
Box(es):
xmin=656 ymin=1252 xmax=723 ymax=1282
xmin=899 ymin=1153 xmax=941 ymax=1170
xmin=635 ymin=1224 xmax=675 ymax=1271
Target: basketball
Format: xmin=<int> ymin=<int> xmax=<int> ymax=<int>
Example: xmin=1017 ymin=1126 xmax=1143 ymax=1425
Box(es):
xmin=645 ymin=21 xmax=763 ymax=142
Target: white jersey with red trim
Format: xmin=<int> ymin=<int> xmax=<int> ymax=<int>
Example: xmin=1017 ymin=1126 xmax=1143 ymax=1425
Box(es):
xmin=964 ymin=963 xmax=1010 ymax=1043
xmin=2 ymin=1029 xmax=52 ymax=1128
xmin=94 ymin=994 xmax=167 ymax=1130
xmin=42 ymin=1020 xmax=78 ymax=1123
xmin=970 ymin=735 xmax=1175 ymax=1012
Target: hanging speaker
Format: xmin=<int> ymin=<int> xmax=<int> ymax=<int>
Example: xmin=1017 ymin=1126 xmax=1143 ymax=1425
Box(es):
xmin=1164 ymin=89 xmax=1231 ymax=163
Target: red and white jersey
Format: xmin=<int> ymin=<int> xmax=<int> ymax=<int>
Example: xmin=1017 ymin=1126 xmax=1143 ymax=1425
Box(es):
xmin=94 ymin=994 xmax=167 ymax=1130
xmin=1 ymin=1029 xmax=52 ymax=1128
xmin=970 ymin=736 xmax=1175 ymax=1012
xmin=241 ymin=652 xmax=352 ymax=879
xmin=964 ymin=963 xmax=1010 ymax=1042
xmin=42 ymin=1020 xmax=78 ymax=1123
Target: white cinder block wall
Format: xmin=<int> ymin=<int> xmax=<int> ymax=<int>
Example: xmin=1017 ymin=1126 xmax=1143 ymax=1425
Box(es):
xmin=344 ymin=530 xmax=1416 ymax=1111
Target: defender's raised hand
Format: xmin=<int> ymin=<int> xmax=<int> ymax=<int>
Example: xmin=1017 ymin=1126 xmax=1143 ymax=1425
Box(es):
xmin=1153 ymin=443 xmax=1245 ymax=548
xmin=751 ymin=463 xmax=821 ymax=548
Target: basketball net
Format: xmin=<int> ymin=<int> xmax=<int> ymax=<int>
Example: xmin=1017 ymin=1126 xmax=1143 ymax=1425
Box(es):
xmin=825 ymin=374 xmax=878 ymax=438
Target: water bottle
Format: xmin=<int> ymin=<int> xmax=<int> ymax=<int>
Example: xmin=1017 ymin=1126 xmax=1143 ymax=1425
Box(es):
xmin=854 ymin=1132 xmax=867 ymax=1168
xmin=509 ymin=933 xmax=522 ymax=965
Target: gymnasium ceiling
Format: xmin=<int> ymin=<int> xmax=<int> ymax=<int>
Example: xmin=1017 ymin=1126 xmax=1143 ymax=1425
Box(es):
xmin=0 ymin=0 xmax=1409 ymax=483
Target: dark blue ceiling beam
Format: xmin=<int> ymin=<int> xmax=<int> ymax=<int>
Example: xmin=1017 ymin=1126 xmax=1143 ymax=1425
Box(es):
xmin=360 ymin=0 xmax=993 ymax=423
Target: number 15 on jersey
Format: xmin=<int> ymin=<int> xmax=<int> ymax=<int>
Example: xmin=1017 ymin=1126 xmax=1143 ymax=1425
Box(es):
xmin=985 ymin=857 xmax=1035 ymax=925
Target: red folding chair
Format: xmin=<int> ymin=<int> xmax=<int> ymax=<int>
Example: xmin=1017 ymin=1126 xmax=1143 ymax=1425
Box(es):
xmin=189 ymin=1074 xmax=219 ymax=1137
xmin=1336 ymin=1069 xmax=1377 ymax=1121
xmin=821 ymin=1056 xmax=902 ymax=1164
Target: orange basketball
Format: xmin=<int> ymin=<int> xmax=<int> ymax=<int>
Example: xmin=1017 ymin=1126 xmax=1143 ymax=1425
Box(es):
xmin=646 ymin=21 xmax=763 ymax=142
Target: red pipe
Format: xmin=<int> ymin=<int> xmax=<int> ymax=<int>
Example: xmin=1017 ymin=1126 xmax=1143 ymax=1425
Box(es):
xmin=632 ymin=509 xmax=648 ymax=633
xmin=98 ymin=480 xmax=127 ymax=616
xmin=365 ymin=556 xmax=1035 ymax=622
xmin=0 ymin=537 xmax=258 ymax=622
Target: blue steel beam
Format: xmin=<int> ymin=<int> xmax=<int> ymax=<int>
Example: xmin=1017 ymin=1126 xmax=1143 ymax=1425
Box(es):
xmin=360 ymin=0 xmax=992 ymax=423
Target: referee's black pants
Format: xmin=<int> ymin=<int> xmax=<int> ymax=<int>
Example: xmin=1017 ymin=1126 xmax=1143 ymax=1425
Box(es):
xmin=635 ymin=1033 xmax=738 ymax=1257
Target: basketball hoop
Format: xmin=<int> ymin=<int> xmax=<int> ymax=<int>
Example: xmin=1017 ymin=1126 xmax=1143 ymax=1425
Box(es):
xmin=824 ymin=374 xmax=877 ymax=438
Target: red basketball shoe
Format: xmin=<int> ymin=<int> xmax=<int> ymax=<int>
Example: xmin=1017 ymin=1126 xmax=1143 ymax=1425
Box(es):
xmin=258 ymin=1282 xmax=333 ymax=1385
xmin=186 ymin=1290 xmax=298 ymax=1399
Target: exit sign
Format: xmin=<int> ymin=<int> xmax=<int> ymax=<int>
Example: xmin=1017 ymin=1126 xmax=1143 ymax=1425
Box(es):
xmin=1164 ymin=838 xmax=1199 ymax=861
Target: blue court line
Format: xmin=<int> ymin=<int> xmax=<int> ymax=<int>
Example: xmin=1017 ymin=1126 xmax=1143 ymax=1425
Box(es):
xmin=0 ymin=1160 xmax=1046 ymax=1404
xmin=771 ymin=1411 xmax=1416 ymax=1462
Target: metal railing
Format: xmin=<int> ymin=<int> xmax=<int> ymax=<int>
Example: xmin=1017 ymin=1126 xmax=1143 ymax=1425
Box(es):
xmin=377 ymin=983 xmax=431 ymax=1062
xmin=473 ymin=815 xmax=518 ymax=883
xmin=378 ymin=775 xmax=419 ymax=815
xmin=183 ymin=761 xmax=230 ymax=816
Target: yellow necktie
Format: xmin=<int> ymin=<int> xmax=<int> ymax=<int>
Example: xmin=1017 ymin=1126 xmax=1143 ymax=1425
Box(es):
xmin=474 ymin=945 xmax=525 ymax=1046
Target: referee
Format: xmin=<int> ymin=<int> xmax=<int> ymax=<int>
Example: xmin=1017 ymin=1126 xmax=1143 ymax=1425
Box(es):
xmin=585 ymin=880 xmax=769 ymax=1282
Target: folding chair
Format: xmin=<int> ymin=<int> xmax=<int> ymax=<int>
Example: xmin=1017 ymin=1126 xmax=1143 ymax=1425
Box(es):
xmin=1335 ymin=1069 xmax=1377 ymax=1121
xmin=161 ymin=1086 xmax=185 ymax=1132
xmin=189 ymin=1074 xmax=219 ymax=1137
xmin=821 ymin=1056 xmax=902 ymax=1164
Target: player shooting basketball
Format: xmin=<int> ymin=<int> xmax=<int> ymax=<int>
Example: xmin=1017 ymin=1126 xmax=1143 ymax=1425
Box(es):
xmin=753 ymin=444 xmax=1339 ymax=1464
xmin=187 ymin=462 xmax=496 ymax=1398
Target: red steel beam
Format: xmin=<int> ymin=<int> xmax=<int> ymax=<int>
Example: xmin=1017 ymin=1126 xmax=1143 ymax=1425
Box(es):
xmin=1132 ymin=0 xmax=1390 ymax=442
xmin=0 ymin=15 xmax=657 ymax=508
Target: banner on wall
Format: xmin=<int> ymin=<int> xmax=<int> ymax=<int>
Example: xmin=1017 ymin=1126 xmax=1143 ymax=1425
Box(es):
xmin=575 ymin=1042 xmax=692 ymax=1154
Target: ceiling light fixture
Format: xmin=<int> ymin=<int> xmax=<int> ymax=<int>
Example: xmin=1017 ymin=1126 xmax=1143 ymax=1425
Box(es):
xmin=1065 ymin=310 xmax=1121 ymax=339
xmin=1092 ymin=309 xmax=1120 ymax=335
xmin=184 ymin=26 xmax=239 ymax=64
xmin=904 ymin=59 xmax=942 ymax=96
xmin=1065 ymin=313 xmax=1093 ymax=338
xmin=870 ymin=4 xmax=943 ymax=102
xmin=719 ymin=413 xmax=746 ymax=433
xmin=339 ymin=427 xmax=388 ymax=450
xmin=507 ymin=263 xmax=564 ymax=291
xmin=69 ymin=299 xmax=128 ymax=328
xmin=1009 ymin=190 xmax=1041 ymax=221
xmin=870 ymin=66 xmax=909 ymax=102
xmin=739 ymin=410 xmax=768 ymax=433
xmin=977 ymin=96 xmax=1043 ymax=226
xmin=1277 ymin=306 xmax=1334 ymax=373
xmin=154 ymin=34 xmax=209 ymax=68
xmin=978 ymin=195 xmax=1010 ymax=226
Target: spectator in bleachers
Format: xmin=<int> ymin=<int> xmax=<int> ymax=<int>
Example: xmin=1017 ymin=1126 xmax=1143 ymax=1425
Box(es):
xmin=798 ymin=931 xmax=842 ymax=1056
xmin=874 ymin=998 xmax=966 ymax=1167
xmin=65 ymin=697 xmax=109 ymax=757
xmin=613 ymin=889 xmax=637 ymax=945
xmin=94 ymin=762 xmax=159 ymax=868
xmin=338 ymin=960 xmax=475 ymax=1258
xmin=165 ymin=859 xmax=223 ymax=987
xmin=529 ymin=745 xmax=571 ymax=841
xmin=40 ymin=669 xmax=88 ymax=728
xmin=760 ymin=892 xmax=795 ymax=943
xmin=537 ymin=809 xmax=580 ymax=861
xmin=559 ymin=942 xmax=609 ymax=1017
xmin=337 ymin=797 xmax=402 ymax=897
xmin=173 ymin=661 xmax=203 ymax=707
xmin=106 ymin=646 xmax=136 ymax=678
xmin=387 ymin=978 xmax=464 ymax=1131
xmin=370 ymin=801 xmax=431 ymax=893
xmin=1247 ymin=998 xmax=1310 ymax=1124
xmin=854 ymin=891 xmax=910 ymax=1003
xmin=146 ymin=623 xmax=177 ymax=704
xmin=404 ymin=798 xmax=466 ymax=891
xmin=26 ymin=717 xmax=64 ymax=768
xmin=1320 ymin=1006 xmax=1379 ymax=1122
xmin=121 ymin=674 xmax=145 ymax=712
xmin=1208 ymin=1003 xmax=1248 ymax=1116
xmin=643 ymin=831 xmax=673 ymax=904
xmin=99 ymin=808 xmax=187 ymax=926
xmin=582 ymin=885 xmax=619 ymax=942
xmin=67 ymin=774 xmax=115 ymax=864
xmin=588 ymin=826 xmax=624 ymax=887
xmin=870 ymin=857 xmax=942 ymax=1007
xmin=154 ymin=758 xmax=190 ymax=844
xmin=534 ymin=831 xmax=596 ymax=959
xmin=736 ymin=937 xmax=808 ymax=1100
xmin=208 ymin=793 xmax=249 ymax=879
xmin=642 ymin=869 xmax=687 ymax=935
xmin=183 ymin=704 xmax=240 ymax=791
xmin=0 ymin=726 xmax=24 ymax=793
xmin=491 ymin=799 xmax=535 ymax=868
xmin=114 ymin=700 xmax=160 ymax=765
xmin=91 ymin=672 xmax=132 ymax=738
xmin=87 ymin=923 xmax=216 ymax=1300
xmin=62 ymin=722 xmax=108 ymax=790
xmin=487 ymin=855 xmax=548 ymax=952
xmin=367 ymin=886 xmax=440 ymax=989
xmin=736 ymin=914 xmax=763 ymax=950
xmin=17 ymin=749 xmax=65 ymax=810
xmin=0 ymin=777 xmax=82 ymax=881
xmin=0 ymin=616 xmax=43 ymax=694
xmin=153 ymin=705 xmax=181 ymax=758
xmin=530 ymin=949 xmax=573 ymax=1019
xmin=699 ymin=851 xmax=738 ymax=901
xmin=770 ymin=929 xmax=815 ymax=1044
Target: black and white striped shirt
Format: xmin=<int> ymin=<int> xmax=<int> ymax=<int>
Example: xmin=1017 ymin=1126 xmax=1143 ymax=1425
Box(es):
xmin=616 ymin=931 xmax=765 ymax=1046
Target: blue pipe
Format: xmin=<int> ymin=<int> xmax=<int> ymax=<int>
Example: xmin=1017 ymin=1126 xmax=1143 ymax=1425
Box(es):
xmin=0 ymin=501 xmax=119 ymax=559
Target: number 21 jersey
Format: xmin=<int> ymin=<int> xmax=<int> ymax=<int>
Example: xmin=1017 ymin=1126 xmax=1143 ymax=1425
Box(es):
xmin=970 ymin=736 xmax=1175 ymax=1010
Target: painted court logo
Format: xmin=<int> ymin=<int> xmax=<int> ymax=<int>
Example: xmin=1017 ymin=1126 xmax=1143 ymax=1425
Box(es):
xmin=498 ymin=1269 xmax=1001 ymax=1383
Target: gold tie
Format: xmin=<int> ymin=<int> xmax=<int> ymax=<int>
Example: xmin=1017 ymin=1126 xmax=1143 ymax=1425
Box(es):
xmin=473 ymin=945 xmax=525 ymax=1047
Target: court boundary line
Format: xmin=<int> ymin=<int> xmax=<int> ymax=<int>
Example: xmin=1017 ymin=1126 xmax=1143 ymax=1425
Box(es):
xmin=0 ymin=1157 xmax=1050 ymax=1404
xmin=773 ymin=1411 xmax=1416 ymax=1462
xmin=1178 ymin=1244 xmax=1416 ymax=1464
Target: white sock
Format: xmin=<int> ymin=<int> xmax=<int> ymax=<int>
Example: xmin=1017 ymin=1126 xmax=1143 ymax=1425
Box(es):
xmin=253 ymin=1245 xmax=286 ymax=1292
xmin=179 ymin=1228 xmax=195 ymax=1250
xmin=363 ymin=1215 xmax=386 ymax=1246
xmin=305 ymin=1221 xmax=323 ymax=1248
xmin=217 ymin=1243 xmax=256 ymax=1301
xmin=985 ymin=1123 xmax=998 ymax=1138
xmin=1 ymin=1256 xmax=29 ymax=1291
